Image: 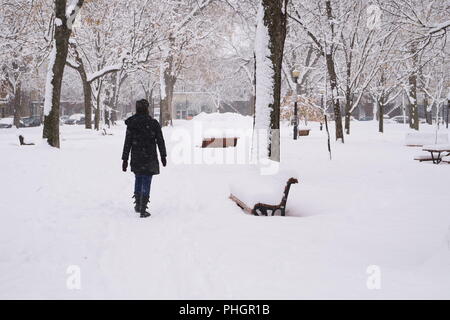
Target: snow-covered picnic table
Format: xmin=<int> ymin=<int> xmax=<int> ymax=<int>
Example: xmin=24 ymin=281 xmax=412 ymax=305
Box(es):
xmin=422 ymin=144 xmax=450 ymax=164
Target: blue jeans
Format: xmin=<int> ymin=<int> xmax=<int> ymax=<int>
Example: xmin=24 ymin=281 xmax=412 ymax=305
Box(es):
xmin=134 ymin=175 xmax=153 ymax=197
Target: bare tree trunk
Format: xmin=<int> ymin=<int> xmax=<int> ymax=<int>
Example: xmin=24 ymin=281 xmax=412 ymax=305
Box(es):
xmin=82 ymin=75 xmax=92 ymax=129
xmin=13 ymin=81 xmax=21 ymax=128
xmin=378 ymin=98 xmax=384 ymax=133
xmin=94 ymin=80 xmax=102 ymax=130
xmin=325 ymin=54 xmax=344 ymax=142
xmin=94 ymin=106 xmax=100 ymax=130
xmin=378 ymin=70 xmax=386 ymax=133
xmin=344 ymin=58 xmax=352 ymax=135
xmin=344 ymin=90 xmax=352 ymax=134
xmin=343 ymin=32 xmax=356 ymax=135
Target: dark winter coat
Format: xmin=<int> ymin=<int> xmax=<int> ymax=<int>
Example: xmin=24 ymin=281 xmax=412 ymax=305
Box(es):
xmin=121 ymin=114 xmax=167 ymax=175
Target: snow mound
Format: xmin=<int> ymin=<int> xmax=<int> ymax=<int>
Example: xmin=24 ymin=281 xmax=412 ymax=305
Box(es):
xmin=193 ymin=112 xmax=251 ymax=123
xmin=187 ymin=112 xmax=253 ymax=139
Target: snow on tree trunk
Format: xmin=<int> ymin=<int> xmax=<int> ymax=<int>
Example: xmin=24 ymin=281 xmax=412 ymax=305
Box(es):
xmin=424 ymin=95 xmax=432 ymax=125
xmin=408 ymin=73 xmax=419 ymax=130
xmin=43 ymin=0 xmax=84 ymax=147
xmin=253 ymin=0 xmax=288 ymax=163
xmin=408 ymin=43 xmax=419 ymax=131
xmin=373 ymin=97 xmax=378 ymax=121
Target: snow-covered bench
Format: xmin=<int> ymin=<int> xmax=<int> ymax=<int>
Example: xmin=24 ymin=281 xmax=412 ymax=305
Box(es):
xmin=298 ymin=126 xmax=311 ymax=136
xmin=442 ymin=156 xmax=450 ymax=164
xmin=405 ymin=132 xmax=448 ymax=147
xmin=414 ymin=154 xmax=434 ymax=162
xmin=229 ymin=170 xmax=299 ymax=216
xmin=201 ymin=137 xmax=239 ymax=148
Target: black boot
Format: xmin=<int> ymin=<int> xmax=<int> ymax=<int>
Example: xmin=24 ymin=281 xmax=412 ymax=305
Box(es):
xmin=133 ymin=194 xmax=141 ymax=213
xmin=139 ymin=194 xmax=151 ymax=218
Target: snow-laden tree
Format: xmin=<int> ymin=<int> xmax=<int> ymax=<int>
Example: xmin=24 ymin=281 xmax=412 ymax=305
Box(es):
xmin=0 ymin=0 xmax=48 ymax=128
xmin=174 ymin=1 xmax=257 ymax=114
xmin=380 ymin=0 xmax=450 ymax=130
xmin=368 ymin=62 xmax=403 ymax=133
xmin=3 ymin=0 xmax=449 ymax=147
xmin=418 ymin=50 xmax=449 ymax=125
xmin=288 ymin=0 xmax=346 ymax=141
xmin=157 ymin=0 xmax=216 ymax=126
xmin=66 ymin=0 xmax=162 ymax=130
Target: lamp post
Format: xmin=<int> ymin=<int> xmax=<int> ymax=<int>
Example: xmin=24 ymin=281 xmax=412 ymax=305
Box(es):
xmin=292 ymin=69 xmax=300 ymax=140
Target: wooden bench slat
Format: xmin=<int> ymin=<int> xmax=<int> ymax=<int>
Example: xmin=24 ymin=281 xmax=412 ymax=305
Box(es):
xmin=229 ymin=194 xmax=253 ymax=214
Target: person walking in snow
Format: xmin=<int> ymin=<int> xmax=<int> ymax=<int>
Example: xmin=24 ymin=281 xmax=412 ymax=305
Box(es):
xmin=121 ymin=99 xmax=167 ymax=218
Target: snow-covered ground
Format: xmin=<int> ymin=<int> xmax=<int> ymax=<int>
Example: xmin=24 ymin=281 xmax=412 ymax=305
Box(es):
xmin=1 ymin=113 xmax=450 ymax=299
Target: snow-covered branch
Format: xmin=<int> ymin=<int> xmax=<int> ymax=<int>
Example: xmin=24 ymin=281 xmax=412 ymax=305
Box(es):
xmin=86 ymin=64 xmax=122 ymax=83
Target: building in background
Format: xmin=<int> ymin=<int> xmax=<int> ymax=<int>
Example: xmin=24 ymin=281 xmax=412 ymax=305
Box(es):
xmin=172 ymin=92 xmax=218 ymax=119
xmin=0 ymin=81 xmax=9 ymax=118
